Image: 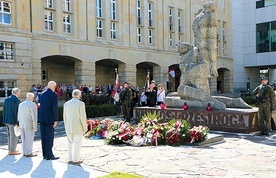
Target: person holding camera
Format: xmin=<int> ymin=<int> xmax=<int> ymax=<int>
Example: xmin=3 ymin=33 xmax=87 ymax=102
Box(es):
xmin=252 ymin=77 xmax=275 ymax=136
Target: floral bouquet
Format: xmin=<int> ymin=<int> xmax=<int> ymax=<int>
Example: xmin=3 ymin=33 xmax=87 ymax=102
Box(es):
xmin=165 ymin=119 xmax=190 ymax=146
xmin=84 ymin=118 xmax=114 ymax=139
xmin=138 ymin=112 xmax=167 ymax=146
xmin=188 ymin=125 xmax=209 ymax=143
xmin=105 ymin=121 xmax=134 ymax=145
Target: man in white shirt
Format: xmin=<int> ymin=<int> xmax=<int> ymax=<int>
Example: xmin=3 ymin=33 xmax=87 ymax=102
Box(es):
xmin=63 ymin=89 xmax=87 ymax=165
xmin=18 ymin=92 xmax=38 ymax=157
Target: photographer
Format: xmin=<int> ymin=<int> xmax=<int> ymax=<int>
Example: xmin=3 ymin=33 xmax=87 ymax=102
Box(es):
xmin=252 ymin=77 xmax=275 ymax=136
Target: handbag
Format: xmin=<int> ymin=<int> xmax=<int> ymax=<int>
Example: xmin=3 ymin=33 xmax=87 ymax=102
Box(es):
xmin=14 ymin=125 xmax=21 ymax=137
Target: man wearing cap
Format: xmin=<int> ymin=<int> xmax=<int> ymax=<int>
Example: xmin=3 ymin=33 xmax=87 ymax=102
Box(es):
xmin=252 ymin=77 xmax=275 ymax=135
xmin=120 ymin=82 xmax=132 ymax=122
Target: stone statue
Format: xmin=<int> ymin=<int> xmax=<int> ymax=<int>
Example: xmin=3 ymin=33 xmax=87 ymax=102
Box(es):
xmin=192 ymin=1 xmax=218 ymax=78
xmin=165 ymin=1 xmax=251 ymax=110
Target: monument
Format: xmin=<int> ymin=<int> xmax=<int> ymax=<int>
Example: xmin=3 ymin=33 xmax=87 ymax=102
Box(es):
xmin=134 ymin=1 xmax=258 ymax=134
xmin=165 ymin=1 xmax=250 ymax=110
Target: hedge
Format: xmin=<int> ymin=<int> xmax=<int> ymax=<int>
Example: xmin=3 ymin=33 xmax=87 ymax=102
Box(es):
xmin=58 ymin=104 xmax=116 ymax=121
xmin=242 ymin=97 xmax=257 ymax=105
xmin=0 ymin=104 xmax=117 ymax=126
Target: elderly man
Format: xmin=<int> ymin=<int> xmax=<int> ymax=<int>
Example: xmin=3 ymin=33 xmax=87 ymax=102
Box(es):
xmin=2 ymin=88 xmax=21 ymax=155
xmin=18 ymin=93 xmax=37 ymax=157
xmin=39 ymin=81 xmax=59 ymax=160
xmin=63 ymin=89 xmax=87 ymax=165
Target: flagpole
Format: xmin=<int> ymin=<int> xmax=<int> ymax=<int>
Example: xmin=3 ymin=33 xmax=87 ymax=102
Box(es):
xmin=144 ymin=70 xmax=150 ymax=93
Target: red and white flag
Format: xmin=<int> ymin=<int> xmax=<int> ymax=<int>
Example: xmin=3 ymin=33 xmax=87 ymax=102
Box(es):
xmin=168 ymin=69 xmax=175 ymax=78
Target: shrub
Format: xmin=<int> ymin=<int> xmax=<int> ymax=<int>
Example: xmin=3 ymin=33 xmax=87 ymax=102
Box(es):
xmin=242 ymin=97 xmax=257 ymax=105
xmin=57 ymin=104 xmax=116 ymax=120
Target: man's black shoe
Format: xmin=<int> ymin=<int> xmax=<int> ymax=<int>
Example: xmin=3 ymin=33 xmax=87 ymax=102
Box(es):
xmin=46 ymin=157 xmax=59 ymax=160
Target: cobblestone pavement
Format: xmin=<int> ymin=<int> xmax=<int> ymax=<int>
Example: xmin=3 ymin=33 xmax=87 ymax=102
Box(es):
xmin=0 ymin=122 xmax=276 ymax=178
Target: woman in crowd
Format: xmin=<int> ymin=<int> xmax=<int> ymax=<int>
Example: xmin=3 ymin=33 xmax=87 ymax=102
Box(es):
xmin=156 ymin=84 xmax=165 ymax=105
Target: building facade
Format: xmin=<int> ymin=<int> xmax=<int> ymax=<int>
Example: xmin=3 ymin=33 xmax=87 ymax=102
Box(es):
xmin=232 ymin=0 xmax=276 ymax=93
xmin=0 ymin=0 xmax=233 ymax=97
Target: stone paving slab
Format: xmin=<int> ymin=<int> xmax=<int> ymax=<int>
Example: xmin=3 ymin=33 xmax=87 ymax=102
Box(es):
xmin=0 ymin=123 xmax=276 ymax=178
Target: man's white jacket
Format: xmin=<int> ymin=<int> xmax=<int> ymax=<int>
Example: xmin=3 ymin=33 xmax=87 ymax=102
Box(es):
xmin=63 ymin=98 xmax=87 ymax=135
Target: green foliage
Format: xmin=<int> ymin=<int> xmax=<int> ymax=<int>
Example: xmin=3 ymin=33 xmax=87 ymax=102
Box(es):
xmin=58 ymin=104 xmax=116 ymax=120
xmin=98 ymin=172 xmax=144 ymax=178
xmin=242 ymin=97 xmax=257 ymax=105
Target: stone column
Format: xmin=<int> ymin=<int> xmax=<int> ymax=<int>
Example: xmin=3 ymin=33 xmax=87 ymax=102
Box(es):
xmin=224 ymin=70 xmax=233 ymax=93
xmin=159 ymin=67 xmax=169 ymax=87
xmin=31 ymin=58 xmax=42 ymax=85
xmin=209 ymin=77 xmax=217 ymax=94
xmin=119 ymin=64 xmax=136 ymax=86
xmin=75 ymin=61 xmax=95 ymax=87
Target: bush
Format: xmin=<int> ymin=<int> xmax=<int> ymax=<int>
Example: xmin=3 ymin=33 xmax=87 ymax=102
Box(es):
xmin=242 ymin=97 xmax=257 ymax=105
xmin=58 ymin=104 xmax=116 ymax=120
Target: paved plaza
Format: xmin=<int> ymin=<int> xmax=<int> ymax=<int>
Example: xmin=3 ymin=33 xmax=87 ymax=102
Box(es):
xmin=0 ymin=121 xmax=276 ymax=178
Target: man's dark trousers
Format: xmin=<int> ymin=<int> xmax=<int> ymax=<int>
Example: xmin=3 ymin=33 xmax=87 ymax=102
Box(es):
xmin=40 ymin=122 xmax=54 ymax=159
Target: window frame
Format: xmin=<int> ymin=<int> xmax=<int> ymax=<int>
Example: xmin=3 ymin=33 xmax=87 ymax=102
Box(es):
xmin=148 ymin=29 xmax=153 ymax=45
xmin=0 ymin=41 xmax=14 ymax=61
xmin=96 ymin=0 xmax=102 ymax=18
xmin=0 ymin=1 xmax=11 ymax=25
xmin=111 ymin=22 xmax=116 ymax=39
xmin=148 ymin=2 xmax=154 ymax=28
xmin=41 ymin=69 xmax=48 ymax=81
xmin=96 ymin=19 xmax=103 ymax=38
xmin=169 ymin=8 xmax=174 ymax=32
xmin=44 ymin=10 xmax=54 ymax=31
xmin=137 ymin=0 xmax=143 ymax=26
xmin=110 ymin=0 xmax=116 ymax=20
xmin=45 ymin=0 xmax=54 ymax=8
xmin=63 ymin=13 xmax=71 ymax=34
xmin=137 ymin=27 xmax=142 ymax=43
xmin=63 ymin=0 xmax=71 ymax=12
xmin=169 ymin=33 xmax=173 ymax=47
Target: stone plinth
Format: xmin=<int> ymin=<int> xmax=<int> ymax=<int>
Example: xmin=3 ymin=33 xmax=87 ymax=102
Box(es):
xmin=134 ymin=107 xmax=259 ymax=133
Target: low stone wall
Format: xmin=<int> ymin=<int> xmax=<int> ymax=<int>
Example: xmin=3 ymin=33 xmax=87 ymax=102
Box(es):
xmin=134 ymin=107 xmax=259 ymax=133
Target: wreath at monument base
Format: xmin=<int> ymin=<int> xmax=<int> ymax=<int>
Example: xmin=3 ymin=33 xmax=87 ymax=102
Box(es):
xmin=84 ymin=112 xmax=209 ymax=146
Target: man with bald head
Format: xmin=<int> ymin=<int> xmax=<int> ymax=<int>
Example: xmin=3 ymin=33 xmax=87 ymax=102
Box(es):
xmin=18 ymin=92 xmax=37 ymax=157
xmin=39 ymin=81 xmax=59 ymax=160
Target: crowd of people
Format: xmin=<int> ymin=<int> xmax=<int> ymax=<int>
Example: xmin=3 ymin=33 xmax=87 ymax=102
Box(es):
xmin=2 ymin=80 xmax=166 ymax=165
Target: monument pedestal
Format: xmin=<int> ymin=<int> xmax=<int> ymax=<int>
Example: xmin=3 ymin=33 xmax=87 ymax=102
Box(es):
xmin=134 ymin=107 xmax=259 ymax=134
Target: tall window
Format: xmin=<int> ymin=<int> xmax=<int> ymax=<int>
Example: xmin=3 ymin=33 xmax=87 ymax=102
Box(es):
xmin=0 ymin=42 xmax=14 ymax=60
xmin=63 ymin=14 xmax=71 ymax=33
xmin=45 ymin=11 xmax=53 ymax=31
xmin=0 ymin=1 xmax=11 ymax=25
xmin=110 ymin=0 xmax=116 ymax=20
xmin=222 ymin=22 xmax=227 ymax=54
xmin=137 ymin=0 xmax=142 ymax=26
xmin=169 ymin=8 xmax=173 ymax=31
xmin=137 ymin=27 xmax=142 ymax=43
xmin=111 ymin=22 xmax=116 ymax=39
xmin=148 ymin=29 xmax=153 ymax=45
xmin=63 ymin=0 xmax=70 ymax=11
xmin=45 ymin=0 xmax=54 ymax=8
xmin=96 ymin=0 xmax=102 ymax=18
xmin=41 ymin=69 xmax=48 ymax=81
xmin=96 ymin=19 xmax=103 ymax=38
xmin=256 ymin=21 xmax=276 ymax=53
xmin=178 ymin=10 xmax=183 ymax=33
xmin=169 ymin=33 xmax=173 ymax=47
xmin=148 ymin=2 xmax=153 ymax=27
xmin=178 ymin=34 xmax=181 ymax=44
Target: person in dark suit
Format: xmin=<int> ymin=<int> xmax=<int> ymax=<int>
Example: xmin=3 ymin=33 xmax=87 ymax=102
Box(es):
xmin=107 ymin=83 xmax=113 ymax=95
xmin=38 ymin=81 xmax=59 ymax=160
xmin=2 ymin=88 xmax=21 ymax=155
